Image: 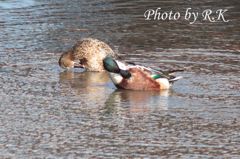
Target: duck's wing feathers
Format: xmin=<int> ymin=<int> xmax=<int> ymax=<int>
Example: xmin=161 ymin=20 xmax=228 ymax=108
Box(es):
xmin=135 ymin=65 xmax=183 ymax=82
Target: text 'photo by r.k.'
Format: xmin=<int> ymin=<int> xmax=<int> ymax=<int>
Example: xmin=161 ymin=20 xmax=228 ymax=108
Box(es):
xmin=0 ymin=0 xmax=239 ymax=158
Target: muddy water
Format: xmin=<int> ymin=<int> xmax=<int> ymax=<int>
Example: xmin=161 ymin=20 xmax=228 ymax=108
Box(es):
xmin=0 ymin=0 xmax=239 ymax=158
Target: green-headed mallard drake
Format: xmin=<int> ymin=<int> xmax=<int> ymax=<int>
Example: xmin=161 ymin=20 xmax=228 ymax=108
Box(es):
xmin=59 ymin=38 xmax=117 ymax=71
xmin=103 ymin=57 xmax=183 ymax=91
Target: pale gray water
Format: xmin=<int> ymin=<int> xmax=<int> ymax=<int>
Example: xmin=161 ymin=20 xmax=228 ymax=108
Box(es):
xmin=0 ymin=0 xmax=239 ymax=158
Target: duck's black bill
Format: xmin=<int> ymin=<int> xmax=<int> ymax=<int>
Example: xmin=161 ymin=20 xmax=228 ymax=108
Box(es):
xmin=119 ymin=70 xmax=131 ymax=79
xmin=74 ymin=64 xmax=85 ymax=68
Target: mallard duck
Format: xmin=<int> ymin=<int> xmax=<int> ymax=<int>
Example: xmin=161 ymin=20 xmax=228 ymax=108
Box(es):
xmin=58 ymin=38 xmax=117 ymax=71
xmin=103 ymin=57 xmax=183 ymax=91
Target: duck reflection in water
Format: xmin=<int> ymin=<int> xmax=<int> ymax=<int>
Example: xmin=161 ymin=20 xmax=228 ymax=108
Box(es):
xmin=59 ymin=71 xmax=170 ymax=113
xmin=59 ymin=71 xmax=115 ymax=108
xmin=103 ymin=89 xmax=170 ymax=115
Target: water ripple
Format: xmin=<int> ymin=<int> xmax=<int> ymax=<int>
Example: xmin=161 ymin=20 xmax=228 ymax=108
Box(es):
xmin=0 ymin=0 xmax=239 ymax=158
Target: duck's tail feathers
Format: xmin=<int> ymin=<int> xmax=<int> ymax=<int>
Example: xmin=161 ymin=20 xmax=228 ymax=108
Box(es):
xmin=165 ymin=69 xmax=184 ymax=74
xmin=169 ymin=76 xmax=183 ymax=82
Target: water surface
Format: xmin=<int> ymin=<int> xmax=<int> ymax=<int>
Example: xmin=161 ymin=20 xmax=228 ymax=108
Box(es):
xmin=0 ymin=0 xmax=239 ymax=158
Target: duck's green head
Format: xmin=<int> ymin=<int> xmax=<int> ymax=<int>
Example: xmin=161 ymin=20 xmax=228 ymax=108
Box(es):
xmin=103 ymin=57 xmax=131 ymax=79
xmin=103 ymin=56 xmax=120 ymax=73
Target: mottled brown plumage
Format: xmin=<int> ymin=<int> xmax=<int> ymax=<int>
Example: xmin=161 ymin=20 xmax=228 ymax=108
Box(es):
xmin=59 ymin=38 xmax=117 ymax=71
xmin=58 ymin=49 xmax=75 ymax=69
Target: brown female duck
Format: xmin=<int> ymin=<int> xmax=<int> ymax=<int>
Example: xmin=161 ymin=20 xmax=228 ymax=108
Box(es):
xmin=59 ymin=38 xmax=117 ymax=71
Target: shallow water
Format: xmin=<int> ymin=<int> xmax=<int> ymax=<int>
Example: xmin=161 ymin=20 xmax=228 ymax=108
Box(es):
xmin=0 ymin=0 xmax=239 ymax=158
